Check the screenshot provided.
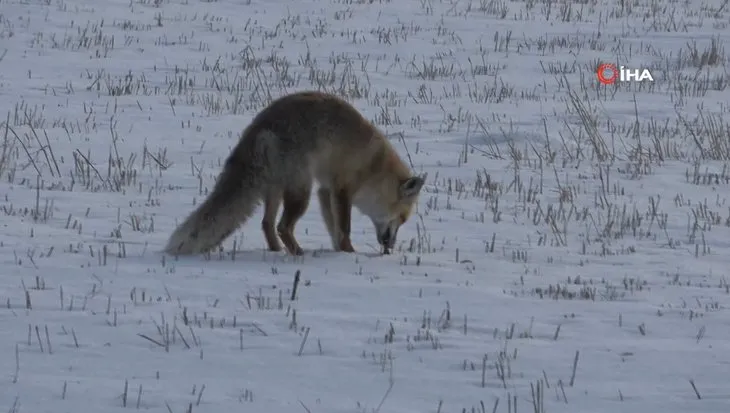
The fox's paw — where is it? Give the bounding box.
[338,238,355,253]
[279,238,303,256]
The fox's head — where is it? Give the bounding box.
[355,175,425,255]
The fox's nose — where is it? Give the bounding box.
[378,227,392,245]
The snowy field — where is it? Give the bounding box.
[1,0,730,412]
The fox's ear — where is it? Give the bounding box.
[400,176,425,198]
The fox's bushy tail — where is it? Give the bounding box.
[164,157,262,255]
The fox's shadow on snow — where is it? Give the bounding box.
[157,248,384,265]
[312,249,384,259]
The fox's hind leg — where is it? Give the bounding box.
[262,191,283,252]
[277,182,312,256]
[317,187,339,250]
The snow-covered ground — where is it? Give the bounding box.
[1,0,730,412]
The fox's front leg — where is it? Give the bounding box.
[331,188,355,253]
[317,188,339,251]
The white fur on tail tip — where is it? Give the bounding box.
[163,212,208,255]
[164,182,261,255]
[164,205,240,255]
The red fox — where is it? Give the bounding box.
[164,91,424,256]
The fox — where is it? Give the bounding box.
[164,90,425,257]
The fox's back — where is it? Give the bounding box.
[236,91,390,185]
[247,91,380,152]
